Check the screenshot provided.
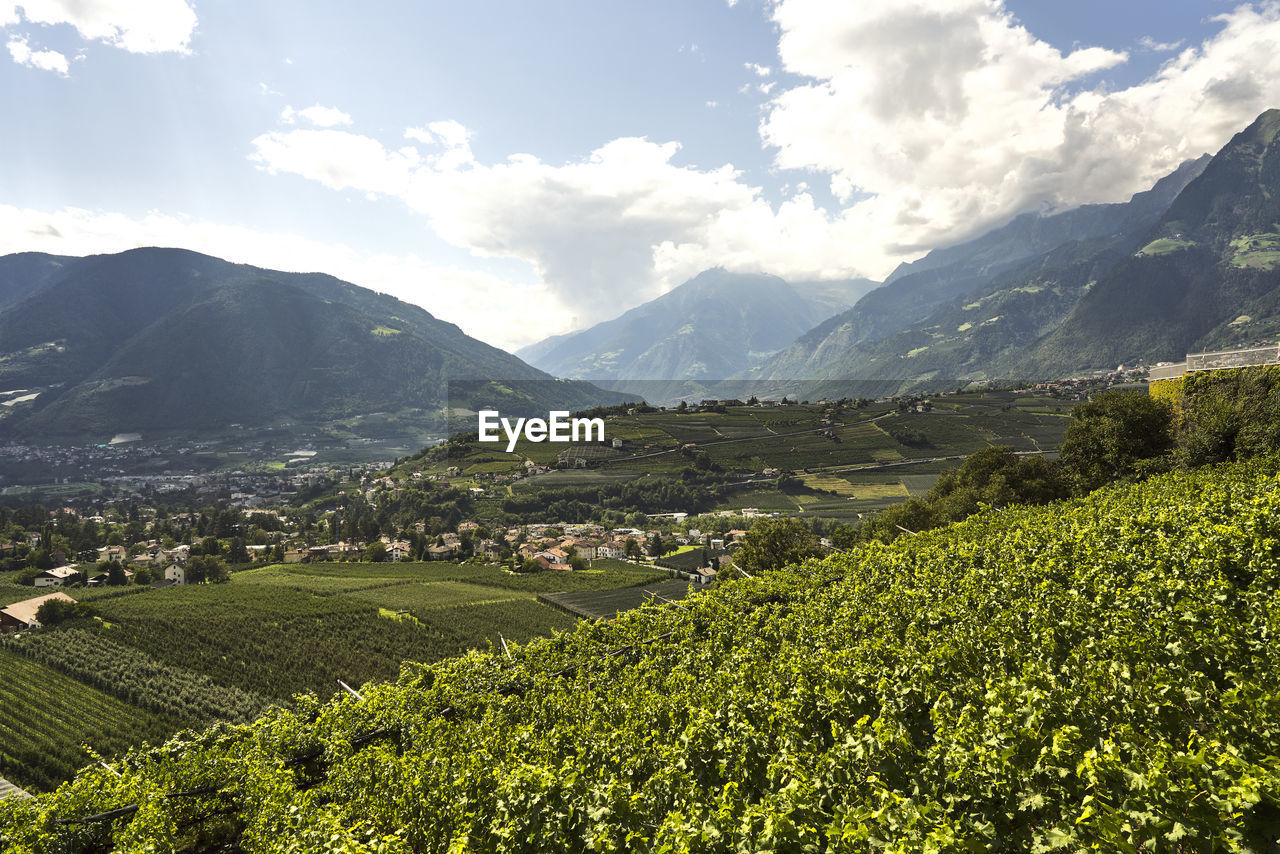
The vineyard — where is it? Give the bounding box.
[0,561,667,793]
[0,649,182,792]
[539,578,696,620]
[5,458,1280,851]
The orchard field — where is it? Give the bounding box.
[0,559,667,792]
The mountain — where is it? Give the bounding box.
[0,248,624,440]
[739,154,1213,395]
[1014,108,1280,373]
[515,269,875,401]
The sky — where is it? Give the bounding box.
[2,1,1280,352]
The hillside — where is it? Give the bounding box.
[517,269,874,402]
[0,248,623,440]
[739,154,1211,394]
[5,459,1279,850]
[1017,108,1280,372]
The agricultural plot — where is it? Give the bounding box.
[421,599,577,648]
[7,628,274,724]
[900,473,942,496]
[0,648,182,792]
[798,474,864,495]
[539,578,696,621]
[0,559,672,791]
[233,566,404,595]
[348,580,531,611]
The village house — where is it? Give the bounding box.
[34,565,80,587]
[163,563,186,585]
[87,567,134,586]
[0,592,75,633]
[597,540,626,559]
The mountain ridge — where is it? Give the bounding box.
[0,247,624,440]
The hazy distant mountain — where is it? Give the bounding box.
[516,269,874,400]
[0,248,623,440]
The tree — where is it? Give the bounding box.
[186,555,229,584]
[736,518,822,574]
[226,537,250,564]
[648,532,665,557]
[133,566,152,586]
[1057,391,1174,493]
[364,541,388,563]
[624,537,641,560]
[35,598,79,627]
[519,557,543,574]
[107,562,128,586]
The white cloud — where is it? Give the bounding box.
[8,0,196,53]
[745,62,771,76]
[250,129,421,195]
[759,0,1280,264]
[281,104,353,128]
[7,35,68,75]
[246,2,1280,337]
[1138,36,1184,53]
[0,204,558,349]
[249,125,819,326]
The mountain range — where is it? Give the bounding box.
[520,108,1280,402]
[514,270,873,401]
[6,110,1280,442]
[0,248,623,441]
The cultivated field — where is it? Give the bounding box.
[0,559,669,791]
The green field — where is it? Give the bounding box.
[14,460,1280,850]
[0,560,669,791]
[1137,236,1197,255]
[539,578,696,620]
[0,648,183,792]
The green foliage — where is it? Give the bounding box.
[6,628,273,725]
[1177,365,1280,466]
[735,516,821,573]
[32,597,78,626]
[6,460,1280,849]
[1057,390,1175,492]
[185,554,230,584]
[0,648,183,792]
[860,446,1068,542]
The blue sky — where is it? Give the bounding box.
[2,1,1278,350]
